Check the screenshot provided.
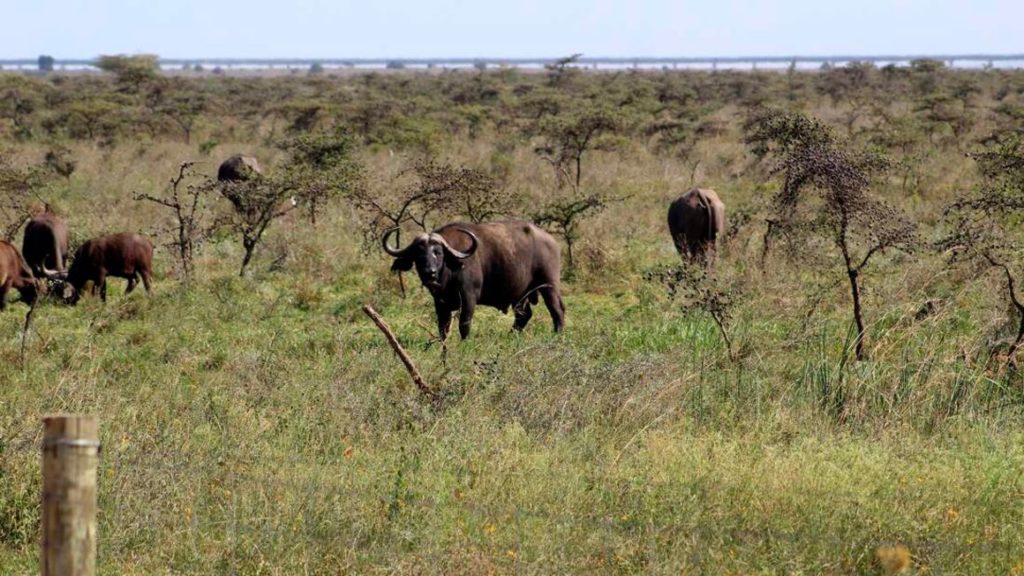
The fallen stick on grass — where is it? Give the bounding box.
[362,304,437,401]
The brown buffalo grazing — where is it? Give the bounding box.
[217,154,262,182]
[383,221,565,340]
[22,211,69,279]
[667,188,727,264]
[66,233,154,304]
[0,240,39,310]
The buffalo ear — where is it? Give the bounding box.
[391,258,413,272]
[443,252,468,269]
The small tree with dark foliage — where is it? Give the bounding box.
[532,105,619,190]
[745,108,918,360]
[646,262,739,361]
[96,54,160,93]
[352,160,504,243]
[133,162,219,285]
[37,55,55,73]
[43,145,75,182]
[940,131,1024,364]
[0,151,47,240]
[219,172,298,277]
[544,53,583,88]
[158,89,207,144]
[405,161,505,227]
[532,193,609,272]
[528,105,623,273]
[276,127,364,225]
[352,160,507,295]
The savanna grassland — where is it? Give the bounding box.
[2,59,1024,574]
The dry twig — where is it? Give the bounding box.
[362,304,437,401]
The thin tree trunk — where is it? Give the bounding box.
[760,219,775,272]
[847,269,866,361]
[239,240,256,277]
[838,209,866,361]
[711,310,735,361]
[1008,311,1024,365]
[999,263,1024,365]
[986,257,1024,366]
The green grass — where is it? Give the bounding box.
[2,68,1024,573]
[2,241,1023,573]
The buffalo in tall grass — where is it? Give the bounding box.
[667,188,727,265]
[21,210,69,280]
[383,221,565,339]
[0,240,38,309]
[66,233,154,303]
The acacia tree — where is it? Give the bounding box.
[0,152,48,240]
[816,62,882,136]
[352,160,503,242]
[527,105,623,272]
[404,161,504,227]
[645,262,739,361]
[745,108,918,360]
[532,193,609,271]
[96,54,160,93]
[219,173,298,277]
[276,127,364,225]
[351,160,506,294]
[133,162,219,284]
[544,53,583,88]
[44,145,76,182]
[158,90,208,144]
[0,78,40,139]
[940,131,1024,363]
[532,105,619,190]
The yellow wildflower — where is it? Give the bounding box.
[876,544,911,575]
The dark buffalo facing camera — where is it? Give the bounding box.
[0,240,39,310]
[383,220,565,340]
[66,233,154,304]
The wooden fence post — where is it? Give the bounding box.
[41,415,100,576]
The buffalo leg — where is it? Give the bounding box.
[700,238,718,267]
[125,276,137,294]
[98,274,108,302]
[0,282,8,310]
[435,301,453,341]
[673,234,686,255]
[513,303,533,331]
[541,287,565,333]
[458,300,475,340]
[141,270,153,293]
[687,240,702,262]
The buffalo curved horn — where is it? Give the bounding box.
[381,227,418,258]
[39,265,63,280]
[435,228,479,260]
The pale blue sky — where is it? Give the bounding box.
[1,0,1021,58]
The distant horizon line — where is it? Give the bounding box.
[4,53,1024,72]
[3,53,1024,64]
